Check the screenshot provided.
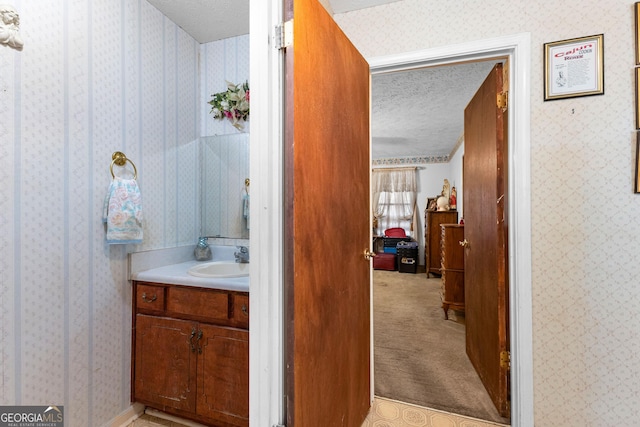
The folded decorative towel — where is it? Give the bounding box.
[102,177,143,244]
[243,193,250,230]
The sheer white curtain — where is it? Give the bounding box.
[372,168,417,236]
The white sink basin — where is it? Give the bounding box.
[188,261,249,278]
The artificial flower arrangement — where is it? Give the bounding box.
[208,80,250,130]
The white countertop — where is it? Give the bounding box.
[132,260,250,292]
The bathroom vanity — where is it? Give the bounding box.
[128,242,250,427]
[131,271,249,427]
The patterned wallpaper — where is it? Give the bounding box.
[3,0,638,425]
[0,1,247,426]
[335,1,640,425]
[372,156,450,165]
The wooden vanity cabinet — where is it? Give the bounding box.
[132,281,249,427]
[424,210,458,277]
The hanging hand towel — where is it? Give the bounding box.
[102,177,143,244]
[243,193,250,230]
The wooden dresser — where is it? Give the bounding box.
[440,224,465,319]
[424,209,458,277]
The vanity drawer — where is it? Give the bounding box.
[167,287,229,322]
[231,294,249,329]
[136,284,166,312]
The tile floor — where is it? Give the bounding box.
[128,397,509,427]
[127,412,203,427]
[362,397,509,427]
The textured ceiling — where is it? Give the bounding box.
[148,0,497,160]
[145,0,250,43]
[145,0,401,43]
[371,62,497,159]
[327,0,403,13]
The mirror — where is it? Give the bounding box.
[200,134,250,239]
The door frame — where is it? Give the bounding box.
[248,0,533,421]
[368,33,533,426]
[249,0,286,425]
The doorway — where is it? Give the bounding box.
[368,34,533,426]
[371,60,508,423]
[246,25,533,425]
[372,58,510,424]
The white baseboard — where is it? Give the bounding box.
[103,402,145,427]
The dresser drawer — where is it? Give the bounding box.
[167,286,229,322]
[136,284,166,312]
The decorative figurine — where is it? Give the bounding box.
[449,186,457,210]
[442,179,451,201]
[0,4,23,50]
[436,195,450,211]
[436,179,451,211]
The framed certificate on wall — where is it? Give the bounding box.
[544,34,604,101]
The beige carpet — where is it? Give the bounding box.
[373,269,510,425]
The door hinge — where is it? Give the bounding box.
[500,350,510,370]
[274,20,293,50]
[497,91,508,110]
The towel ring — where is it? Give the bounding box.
[110,151,138,179]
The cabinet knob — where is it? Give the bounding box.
[241,304,248,316]
[142,292,157,303]
[189,327,197,353]
[459,239,470,248]
[197,330,203,354]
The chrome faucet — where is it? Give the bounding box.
[234,246,250,263]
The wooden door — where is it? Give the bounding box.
[197,324,249,427]
[283,0,371,425]
[463,63,510,418]
[134,315,197,412]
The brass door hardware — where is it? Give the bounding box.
[363,249,376,260]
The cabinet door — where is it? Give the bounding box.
[134,314,197,412]
[196,324,249,427]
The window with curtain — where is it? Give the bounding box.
[372,168,417,236]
